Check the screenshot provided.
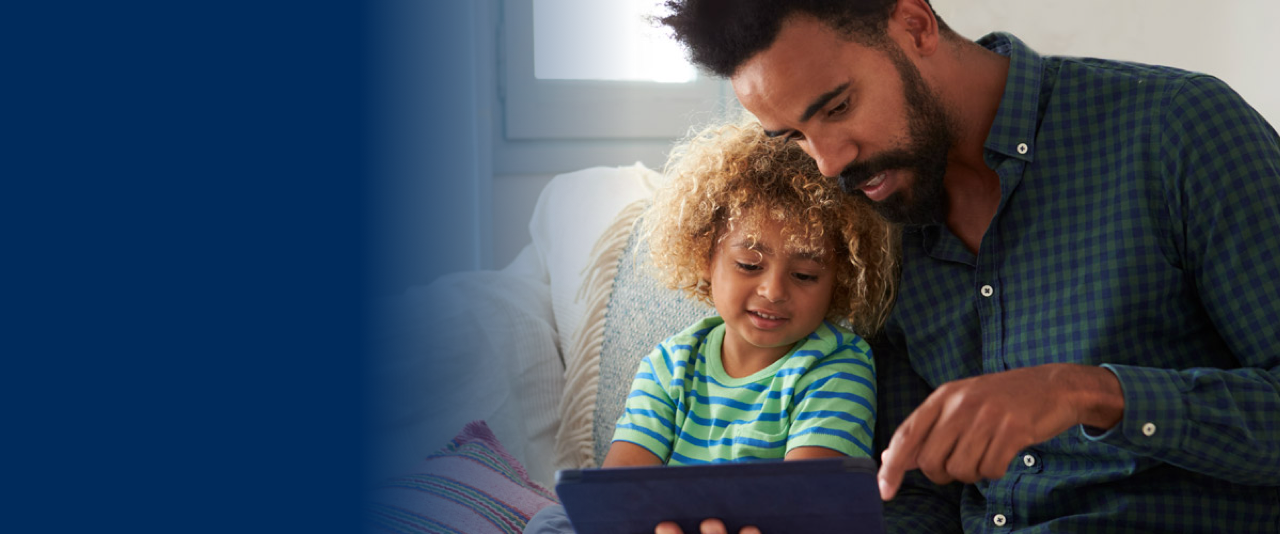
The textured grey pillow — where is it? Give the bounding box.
[590,220,710,465]
[553,207,709,469]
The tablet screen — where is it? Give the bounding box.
[555,457,884,534]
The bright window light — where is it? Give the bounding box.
[533,0,696,83]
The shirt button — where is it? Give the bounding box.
[1142,422,1157,437]
[1023,454,1036,467]
[1017,142,1028,155]
[993,513,1008,526]
[980,284,994,297]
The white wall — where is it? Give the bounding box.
[492,173,556,269]
[373,1,494,291]
[938,0,1280,125]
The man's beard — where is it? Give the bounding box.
[837,47,956,226]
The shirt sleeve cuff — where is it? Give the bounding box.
[1079,364,1185,455]
[786,429,869,458]
[609,433,669,463]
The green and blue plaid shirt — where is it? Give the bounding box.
[874,33,1280,532]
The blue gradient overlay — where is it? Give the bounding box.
[7,1,376,532]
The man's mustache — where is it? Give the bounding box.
[835,151,917,195]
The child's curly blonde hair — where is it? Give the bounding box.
[644,116,900,337]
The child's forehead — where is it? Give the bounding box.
[719,215,833,259]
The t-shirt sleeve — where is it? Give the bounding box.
[785,338,877,458]
[610,346,678,462]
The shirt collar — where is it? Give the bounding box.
[976,32,1043,164]
[909,33,1044,257]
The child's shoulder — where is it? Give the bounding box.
[645,313,727,371]
[786,323,876,387]
[664,315,724,345]
[798,321,873,360]
[646,315,723,362]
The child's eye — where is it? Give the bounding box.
[793,272,819,282]
[735,261,761,272]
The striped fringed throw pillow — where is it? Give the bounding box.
[368,420,558,534]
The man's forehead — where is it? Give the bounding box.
[730,18,866,126]
[733,68,848,133]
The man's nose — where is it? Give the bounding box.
[807,136,857,178]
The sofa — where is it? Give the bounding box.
[367,163,714,533]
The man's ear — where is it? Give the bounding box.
[890,0,940,57]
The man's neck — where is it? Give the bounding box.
[936,38,1011,254]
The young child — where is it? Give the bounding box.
[524,118,898,532]
[606,118,898,467]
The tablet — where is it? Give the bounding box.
[555,457,884,534]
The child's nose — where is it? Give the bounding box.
[758,273,789,303]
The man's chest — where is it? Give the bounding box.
[888,168,1220,387]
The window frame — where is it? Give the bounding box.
[500,0,725,140]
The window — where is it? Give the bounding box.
[532,0,695,83]
[502,0,727,139]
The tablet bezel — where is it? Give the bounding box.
[555,457,884,534]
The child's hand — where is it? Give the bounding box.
[654,519,761,534]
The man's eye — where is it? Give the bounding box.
[785,132,806,143]
[827,100,849,117]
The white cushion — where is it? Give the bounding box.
[527,163,660,356]
[369,268,562,487]
[369,164,659,488]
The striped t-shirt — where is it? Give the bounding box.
[611,316,876,464]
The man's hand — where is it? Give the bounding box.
[654,519,761,534]
[878,363,1124,500]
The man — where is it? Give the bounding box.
[656,0,1280,531]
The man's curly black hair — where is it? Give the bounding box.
[659,0,948,78]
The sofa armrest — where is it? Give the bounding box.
[369,268,562,487]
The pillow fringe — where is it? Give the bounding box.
[455,420,541,485]
[554,199,648,470]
